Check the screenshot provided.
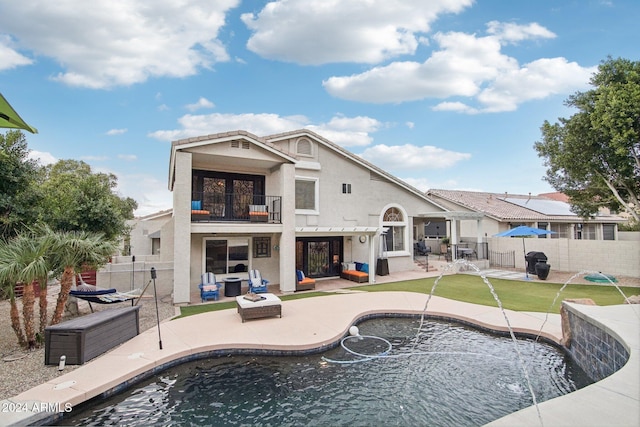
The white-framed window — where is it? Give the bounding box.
[295,176,319,214]
[381,204,409,256]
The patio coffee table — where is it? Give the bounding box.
[235,293,282,322]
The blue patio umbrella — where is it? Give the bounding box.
[494,225,555,277]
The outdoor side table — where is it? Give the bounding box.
[224,277,242,297]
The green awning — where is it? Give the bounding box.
[0,92,38,134]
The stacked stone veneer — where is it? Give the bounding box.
[561,301,629,381]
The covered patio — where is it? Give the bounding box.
[414,211,488,263]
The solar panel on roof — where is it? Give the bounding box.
[502,197,575,216]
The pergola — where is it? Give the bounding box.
[416,211,485,260]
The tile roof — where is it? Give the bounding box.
[426,189,624,222]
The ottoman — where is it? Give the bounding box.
[236,293,282,322]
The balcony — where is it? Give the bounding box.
[191,192,282,224]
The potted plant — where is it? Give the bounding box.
[440,237,450,255]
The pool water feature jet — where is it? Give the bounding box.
[411,258,545,427]
[535,270,640,340]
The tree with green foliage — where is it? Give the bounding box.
[48,228,118,325]
[39,159,138,240]
[0,226,117,346]
[534,57,640,223]
[0,230,52,348]
[0,130,42,239]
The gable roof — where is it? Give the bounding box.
[426,189,626,223]
[265,129,447,209]
[166,127,448,211]
[168,130,297,190]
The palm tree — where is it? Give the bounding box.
[0,233,50,348]
[48,229,117,325]
[0,276,26,348]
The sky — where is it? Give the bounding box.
[1,0,638,216]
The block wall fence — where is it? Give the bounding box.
[489,238,640,277]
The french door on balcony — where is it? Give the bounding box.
[192,171,265,220]
[296,237,343,278]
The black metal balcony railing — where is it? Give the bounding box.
[191,192,282,223]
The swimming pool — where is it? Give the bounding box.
[61,317,591,426]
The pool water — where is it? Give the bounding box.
[62,317,592,426]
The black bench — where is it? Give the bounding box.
[45,305,141,365]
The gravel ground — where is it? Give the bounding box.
[0,272,638,402]
[0,284,177,401]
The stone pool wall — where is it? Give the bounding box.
[561,301,630,381]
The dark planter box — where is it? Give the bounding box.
[45,305,141,365]
[535,262,551,280]
[376,258,389,276]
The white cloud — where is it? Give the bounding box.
[82,155,109,162]
[432,101,475,113]
[241,0,473,65]
[27,150,57,165]
[0,0,240,88]
[148,112,385,147]
[0,35,33,70]
[114,172,173,216]
[118,154,137,161]
[324,23,594,112]
[398,176,432,192]
[106,128,127,135]
[360,144,471,171]
[323,31,514,103]
[185,97,215,112]
[486,21,556,44]
[473,58,597,112]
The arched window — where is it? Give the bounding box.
[296,138,313,156]
[384,207,403,222]
[381,205,408,253]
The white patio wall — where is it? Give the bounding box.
[97,261,174,296]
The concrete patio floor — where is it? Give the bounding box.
[3,262,639,426]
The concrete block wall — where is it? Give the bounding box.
[490,238,640,277]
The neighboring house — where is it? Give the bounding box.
[162,129,450,303]
[125,209,173,258]
[426,189,627,241]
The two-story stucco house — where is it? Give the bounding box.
[162,129,448,303]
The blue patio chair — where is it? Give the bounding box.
[198,272,221,302]
[248,269,269,293]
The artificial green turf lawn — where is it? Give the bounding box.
[361,275,636,313]
[177,274,637,318]
[176,291,329,318]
